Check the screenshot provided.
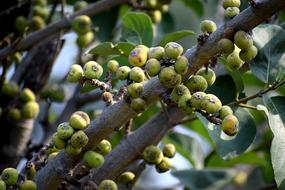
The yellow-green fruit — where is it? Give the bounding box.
[15,16,28,34]
[143,145,163,165]
[29,16,45,31]
[136,45,149,52]
[1,168,18,186]
[34,0,47,6]
[226,51,244,70]
[200,94,222,114]
[47,85,65,102]
[116,66,131,80]
[178,94,194,114]
[234,31,253,50]
[157,4,169,13]
[26,163,36,180]
[118,171,135,185]
[48,152,59,161]
[225,7,240,18]
[219,105,233,119]
[107,60,119,73]
[83,151,104,169]
[145,58,161,76]
[22,101,40,119]
[128,47,148,67]
[65,144,82,156]
[163,144,176,158]
[1,81,19,96]
[67,64,84,83]
[76,31,94,48]
[158,66,179,88]
[130,98,146,113]
[222,114,239,136]
[148,46,164,60]
[218,38,235,54]
[164,42,183,59]
[174,56,189,75]
[12,52,22,64]
[69,111,90,130]
[170,84,190,104]
[52,133,66,149]
[33,5,49,18]
[127,83,144,98]
[155,157,171,173]
[129,67,145,82]
[98,180,118,190]
[20,88,36,102]
[222,0,240,8]
[8,108,22,122]
[239,45,258,62]
[233,171,248,186]
[70,130,89,148]
[185,75,208,92]
[196,67,216,86]
[145,0,158,8]
[71,15,91,35]
[200,20,216,34]
[19,180,37,190]
[0,180,6,190]
[190,91,206,110]
[95,139,112,156]
[83,61,103,79]
[148,10,162,24]
[73,1,88,12]
[57,122,75,140]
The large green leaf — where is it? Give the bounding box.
[178,0,204,17]
[121,12,153,46]
[89,42,135,57]
[197,108,256,160]
[172,169,235,190]
[158,30,195,46]
[267,96,285,123]
[250,24,285,83]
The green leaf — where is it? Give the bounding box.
[172,169,235,190]
[267,96,285,123]
[178,0,204,17]
[250,24,285,83]
[89,42,135,57]
[197,108,256,160]
[226,69,244,93]
[121,12,153,46]
[158,30,195,46]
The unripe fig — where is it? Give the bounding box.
[127,83,144,98]
[74,1,88,12]
[129,67,145,82]
[47,84,65,102]
[170,84,190,103]
[1,168,18,186]
[69,111,90,130]
[219,105,233,119]
[19,180,37,190]
[48,152,59,161]
[185,75,208,92]
[190,91,206,110]
[118,171,135,185]
[145,58,161,77]
[12,52,22,64]
[65,144,82,156]
[200,94,222,114]
[200,20,216,34]
[0,180,6,190]
[95,139,112,156]
[226,51,244,70]
[130,98,146,113]
[70,130,89,148]
[116,66,131,80]
[164,42,183,59]
[157,4,169,13]
[8,108,22,122]
[83,151,104,169]
[178,94,194,114]
[57,122,75,140]
[174,56,189,75]
[33,5,49,18]
[29,16,45,31]
[148,10,162,24]
[222,114,239,136]
[76,31,94,48]
[15,16,28,34]
[159,66,180,88]
[239,45,258,62]
[22,101,40,119]
[71,15,91,35]
[20,88,36,102]
[34,0,47,6]
[136,45,149,52]
[52,133,66,149]
[26,163,36,180]
[148,46,164,60]
[145,0,158,8]
[1,81,19,96]
[163,144,176,158]
[128,47,148,67]
[225,7,240,18]
[83,61,103,79]
[98,180,118,190]
[234,31,253,50]
[107,60,119,73]
[155,157,171,173]
[222,0,240,8]
[218,38,235,54]
[233,171,248,186]
[196,67,216,86]
[67,64,83,83]
[143,145,163,165]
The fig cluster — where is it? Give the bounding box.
[222,0,241,18]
